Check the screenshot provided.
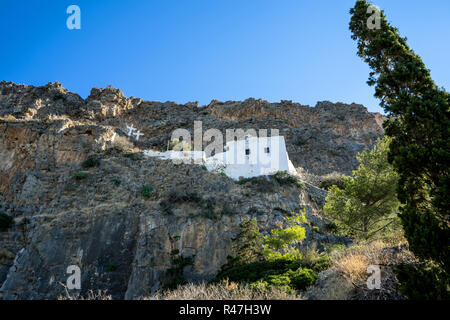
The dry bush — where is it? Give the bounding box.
[319,172,346,190]
[331,239,413,277]
[306,238,416,300]
[58,290,112,300]
[304,268,355,300]
[56,281,301,300]
[300,243,326,267]
[334,253,369,282]
[144,280,303,300]
[58,283,112,300]
[4,115,17,121]
[295,167,321,186]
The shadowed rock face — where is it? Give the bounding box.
[0,81,376,299]
[0,154,339,299]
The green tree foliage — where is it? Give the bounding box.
[215,213,326,292]
[323,137,400,239]
[81,155,100,168]
[349,0,449,297]
[165,254,195,290]
[221,218,263,271]
[262,212,307,261]
[140,185,154,198]
[395,262,450,300]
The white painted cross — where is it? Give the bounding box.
[125,124,144,141]
[126,124,136,137]
[134,130,144,141]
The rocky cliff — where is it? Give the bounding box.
[0,81,383,299]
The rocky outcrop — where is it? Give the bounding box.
[0,81,385,181]
[0,81,380,299]
[0,153,344,299]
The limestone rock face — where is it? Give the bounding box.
[0,81,377,299]
[0,155,336,299]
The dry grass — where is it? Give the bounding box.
[144,280,303,300]
[58,283,112,300]
[300,243,326,267]
[319,172,346,190]
[295,167,321,186]
[1,115,18,121]
[58,289,112,300]
[57,280,302,300]
[304,268,355,300]
[331,239,415,279]
[334,253,369,282]
[306,238,416,300]
[331,240,388,281]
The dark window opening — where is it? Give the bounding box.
[264,147,270,153]
[245,149,250,155]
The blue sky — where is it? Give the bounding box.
[1,1,449,113]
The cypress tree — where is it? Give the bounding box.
[349,0,449,296]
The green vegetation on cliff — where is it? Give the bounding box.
[214,213,330,293]
[323,137,400,240]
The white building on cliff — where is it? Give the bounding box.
[204,135,296,179]
[144,135,297,180]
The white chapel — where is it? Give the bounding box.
[144,135,297,180]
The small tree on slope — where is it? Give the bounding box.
[323,137,400,240]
